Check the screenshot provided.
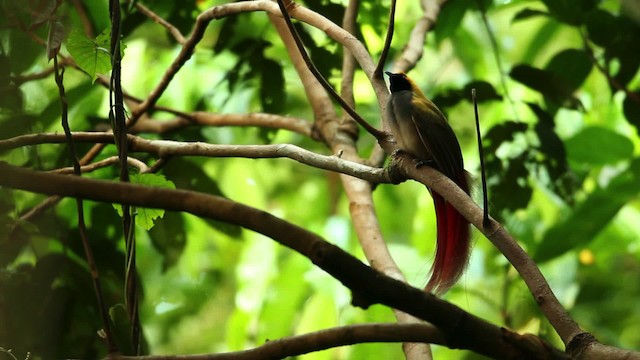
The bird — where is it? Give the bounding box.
[385,71,470,295]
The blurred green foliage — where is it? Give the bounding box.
[1,0,640,359]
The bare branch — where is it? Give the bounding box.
[392,0,446,73]
[50,156,150,174]
[276,0,384,140]
[391,152,584,345]
[0,132,387,183]
[114,323,443,360]
[0,162,570,360]
[375,0,397,77]
[130,112,313,137]
[133,1,186,44]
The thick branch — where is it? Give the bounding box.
[0,162,567,360]
[392,152,584,345]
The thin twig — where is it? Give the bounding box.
[115,323,444,360]
[50,156,150,174]
[375,0,397,77]
[132,1,186,44]
[392,0,446,73]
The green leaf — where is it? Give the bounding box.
[540,0,598,26]
[510,64,582,110]
[112,174,176,230]
[535,158,640,263]
[512,8,549,22]
[260,59,285,113]
[66,28,112,82]
[565,127,634,165]
[545,49,592,97]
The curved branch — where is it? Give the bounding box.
[50,156,150,175]
[391,152,584,345]
[132,1,186,44]
[129,0,389,126]
[392,0,446,73]
[276,0,384,140]
[115,323,443,360]
[0,162,567,360]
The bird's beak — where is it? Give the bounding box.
[384,71,394,77]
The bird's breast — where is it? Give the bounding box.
[386,91,432,160]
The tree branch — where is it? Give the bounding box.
[0,132,387,183]
[392,0,446,73]
[130,112,313,137]
[114,323,444,360]
[0,162,568,360]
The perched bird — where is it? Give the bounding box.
[385,71,470,295]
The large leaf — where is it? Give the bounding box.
[510,64,581,110]
[540,0,598,26]
[535,158,640,263]
[66,29,112,82]
[565,126,634,165]
[545,49,592,96]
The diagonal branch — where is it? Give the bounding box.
[0,161,569,360]
[275,0,385,140]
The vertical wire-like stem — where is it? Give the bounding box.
[53,56,118,353]
[110,0,140,353]
[471,89,489,227]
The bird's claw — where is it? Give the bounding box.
[413,158,434,168]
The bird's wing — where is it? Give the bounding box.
[410,97,465,181]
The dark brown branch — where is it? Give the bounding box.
[0,162,568,360]
[374,0,397,77]
[391,152,584,345]
[114,323,443,360]
[276,0,385,140]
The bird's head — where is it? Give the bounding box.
[385,71,412,93]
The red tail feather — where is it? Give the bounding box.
[425,176,470,295]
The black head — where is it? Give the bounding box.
[385,71,412,93]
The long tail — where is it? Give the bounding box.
[425,176,470,295]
